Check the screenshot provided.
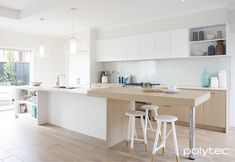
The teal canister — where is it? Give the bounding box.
[31,105,37,118]
[201,69,210,87]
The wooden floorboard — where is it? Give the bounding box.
[0,110,235,162]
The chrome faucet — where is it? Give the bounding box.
[56,74,66,88]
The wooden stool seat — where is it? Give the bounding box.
[156,115,178,122]
[125,111,145,117]
[141,105,159,110]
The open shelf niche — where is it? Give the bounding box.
[189,23,227,57]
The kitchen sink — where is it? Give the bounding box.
[55,86,79,89]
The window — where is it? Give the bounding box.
[0,48,33,85]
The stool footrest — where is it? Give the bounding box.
[154,143,165,153]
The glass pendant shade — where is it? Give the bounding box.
[65,36,78,55]
[65,8,79,55]
[38,18,48,58]
[38,42,49,58]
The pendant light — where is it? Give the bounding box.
[38,18,49,58]
[65,8,78,55]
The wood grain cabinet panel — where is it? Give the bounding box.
[203,91,226,128]
[158,104,173,116]
[152,90,226,132]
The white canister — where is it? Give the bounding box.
[101,76,108,84]
[218,70,227,88]
[210,77,219,88]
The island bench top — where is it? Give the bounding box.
[87,87,211,107]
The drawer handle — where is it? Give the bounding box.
[211,92,216,95]
[163,105,171,108]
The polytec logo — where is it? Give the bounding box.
[183,146,229,156]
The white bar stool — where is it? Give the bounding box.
[140,105,159,135]
[125,111,148,152]
[151,115,179,162]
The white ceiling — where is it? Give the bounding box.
[0,0,39,10]
[0,0,233,38]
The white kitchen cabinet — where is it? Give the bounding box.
[125,36,141,60]
[156,31,171,59]
[170,28,189,58]
[96,39,109,62]
[140,33,156,59]
[96,38,126,62]
[68,54,90,85]
[95,28,190,62]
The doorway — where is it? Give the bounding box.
[0,48,33,111]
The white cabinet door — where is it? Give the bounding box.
[140,33,156,59]
[125,36,141,60]
[156,31,171,59]
[170,28,189,58]
[96,39,110,62]
[96,38,126,62]
[68,54,90,86]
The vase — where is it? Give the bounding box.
[216,40,226,55]
[201,69,210,87]
[102,76,108,83]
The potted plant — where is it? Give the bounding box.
[101,70,114,83]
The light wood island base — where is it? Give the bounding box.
[106,99,135,147]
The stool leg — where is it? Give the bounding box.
[140,116,148,151]
[151,121,162,162]
[147,113,154,130]
[154,109,162,141]
[153,109,158,120]
[162,122,167,155]
[134,128,138,139]
[172,122,179,162]
[130,116,135,152]
[126,116,131,150]
[144,110,148,136]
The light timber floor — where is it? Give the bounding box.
[0,110,235,162]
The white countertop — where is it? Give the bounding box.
[159,85,228,91]
[15,83,228,96]
[15,85,90,95]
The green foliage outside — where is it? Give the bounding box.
[0,52,22,85]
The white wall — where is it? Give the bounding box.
[97,8,227,40]
[229,9,235,33]
[229,33,235,127]
[0,29,66,86]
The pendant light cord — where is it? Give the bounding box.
[40,18,44,43]
[71,8,76,37]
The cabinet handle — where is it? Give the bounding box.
[163,105,171,108]
[211,92,216,95]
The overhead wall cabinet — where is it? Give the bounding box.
[95,27,190,62]
[96,38,126,62]
[140,33,156,59]
[155,31,171,59]
[95,23,228,62]
[171,28,189,58]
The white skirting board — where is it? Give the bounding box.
[47,92,107,140]
[229,127,235,133]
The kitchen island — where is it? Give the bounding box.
[87,87,211,160]
[15,86,210,160]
